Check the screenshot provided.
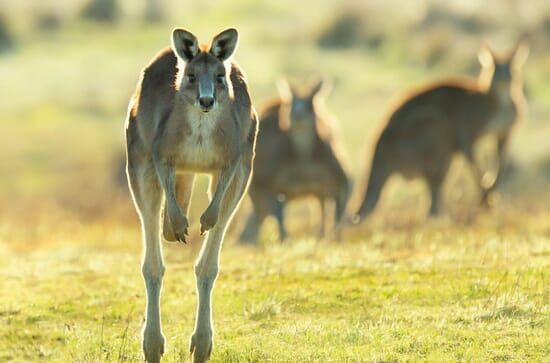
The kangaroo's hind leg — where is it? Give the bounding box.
[427,176,443,216]
[460,138,498,208]
[480,133,510,206]
[273,197,287,242]
[238,186,272,244]
[189,157,253,363]
[127,157,165,363]
[425,157,451,217]
[333,182,350,241]
[316,197,326,240]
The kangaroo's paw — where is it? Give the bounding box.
[142,327,165,363]
[168,210,189,243]
[189,329,213,363]
[162,209,178,242]
[200,206,218,235]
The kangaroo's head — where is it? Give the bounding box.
[478,41,529,96]
[278,78,329,131]
[172,28,239,113]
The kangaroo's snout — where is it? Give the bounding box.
[199,97,215,111]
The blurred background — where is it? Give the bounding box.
[1,1,549,361]
[1,0,549,242]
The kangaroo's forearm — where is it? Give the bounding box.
[210,156,241,208]
[154,159,179,214]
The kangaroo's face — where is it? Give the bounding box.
[478,42,529,96]
[172,28,239,113]
[492,62,512,85]
[290,95,316,129]
[281,80,326,131]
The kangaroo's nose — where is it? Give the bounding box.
[199,97,214,110]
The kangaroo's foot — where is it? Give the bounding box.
[200,205,218,235]
[189,328,213,363]
[142,325,165,363]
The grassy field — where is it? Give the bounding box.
[1,213,549,362]
[1,0,549,362]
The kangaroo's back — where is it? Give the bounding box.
[381,79,492,150]
[229,63,252,115]
[354,42,529,222]
[126,48,178,150]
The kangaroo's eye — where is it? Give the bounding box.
[187,74,196,83]
[216,74,225,84]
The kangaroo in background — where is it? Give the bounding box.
[125,28,257,363]
[239,78,351,244]
[353,42,529,222]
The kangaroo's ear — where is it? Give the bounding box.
[478,45,494,68]
[511,41,529,69]
[210,28,239,61]
[276,78,292,102]
[172,28,199,62]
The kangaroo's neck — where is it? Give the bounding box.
[478,73,522,109]
[480,82,525,136]
[487,86,514,107]
[289,122,318,160]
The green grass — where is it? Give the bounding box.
[1,213,549,362]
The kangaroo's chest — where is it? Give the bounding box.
[273,161,337,198]
[176,111,224,172]
[289,126,316,160]
[485,94,517,136]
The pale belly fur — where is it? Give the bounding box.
[175,108,224,173]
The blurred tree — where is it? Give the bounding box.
[417,5,488,34]
[317,8,382,50]
[317,11,362,48]
[0,14,14,53]
[144,0,164,23]
[81,0,119,23]
[35,12,62,32]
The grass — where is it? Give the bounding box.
[1,0,550,361]
[1,209,549,362]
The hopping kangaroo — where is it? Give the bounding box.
[239,79,351,243]
[125,28,257,363]
[354,42,529,222]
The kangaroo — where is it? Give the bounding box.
[353,42,529,222]
[125,28,257,363]
[239,79,351,243]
